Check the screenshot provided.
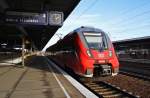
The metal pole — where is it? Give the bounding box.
[22,37,25,67]
[30,43,32,52]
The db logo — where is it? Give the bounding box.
[98,54,104,57]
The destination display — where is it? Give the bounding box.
[4,11,64,26]
[5,11,48,25]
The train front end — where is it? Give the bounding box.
[76,27,119,77]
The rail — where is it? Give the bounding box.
[119,70,150,81]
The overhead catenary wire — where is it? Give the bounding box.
[60,0,150,41]
[72,0,99,25]
[99,1,150,40]
[48,0,99,48]
[58,0,99,34]
[105,18,150,32]
[101,1,150,27]
[112,24,150,34]
[103,7,150,35]
[109,9,150,27]
[108,15,150,29]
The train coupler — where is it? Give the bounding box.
[94,64,111,76]
[101,65,111,75]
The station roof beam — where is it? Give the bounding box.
[0,0,80,50]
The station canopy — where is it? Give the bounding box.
[0,0,80,50]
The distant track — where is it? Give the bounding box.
[119,70,150,81]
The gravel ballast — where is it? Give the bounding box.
[98,74,150,98]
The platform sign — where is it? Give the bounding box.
[4,11,64,26]
[49,11,64,26]
[4,11,48,25]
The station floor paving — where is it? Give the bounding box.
[0,56,85,98]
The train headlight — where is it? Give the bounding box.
[87,50,92,57]
[109,50,113,57]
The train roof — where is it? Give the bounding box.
[73,26,105,33]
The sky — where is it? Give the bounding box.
[43,0,150,51]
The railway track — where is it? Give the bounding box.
[120,70,150,81]
[84,81,139,98]
[47,59,146,97]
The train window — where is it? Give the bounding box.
[83,33,107,50]
[105,34,112,48]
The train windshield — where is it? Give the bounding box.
[83,32,108,50]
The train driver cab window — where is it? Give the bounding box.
[83,32,108,50]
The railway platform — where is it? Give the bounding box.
[0,55,97,98]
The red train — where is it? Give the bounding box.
[47,26,119,77]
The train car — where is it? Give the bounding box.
[47,26,119,77]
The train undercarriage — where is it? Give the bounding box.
[93,64,112,76]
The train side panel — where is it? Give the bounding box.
[74,34,95,77]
